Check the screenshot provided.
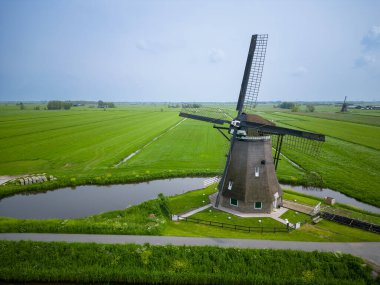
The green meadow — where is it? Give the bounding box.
[257,110,380,207]
[0,103,379,209]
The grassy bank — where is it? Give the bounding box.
[0,240,376,285]
[1,186,379,241]
[0,195,170,235]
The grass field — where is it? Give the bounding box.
[1,240,375,285]
[256,110,380,207]
[0,103,303,198]
[0,103,379,209]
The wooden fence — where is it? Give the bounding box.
[320,212,380,234]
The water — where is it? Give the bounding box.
[281,184,380,214]
[0,178,206,219]
[1,178,379,219]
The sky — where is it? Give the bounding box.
[0,0,379,102]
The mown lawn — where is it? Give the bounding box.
[0,105,180,176]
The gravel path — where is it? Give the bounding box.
[1,233,379,265]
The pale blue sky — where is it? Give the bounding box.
[0,0,379,102]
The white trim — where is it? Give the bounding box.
[228,181,233,190]
[230,198,238,207]
[254,201,262,209]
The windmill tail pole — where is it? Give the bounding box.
[215,130,236,207]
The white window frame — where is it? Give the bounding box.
[228,181,233,190]
[254,201,262,209]
[230,198,238,207]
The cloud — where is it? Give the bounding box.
[291,66,308,77]
[354,55,376,68]
[209,48,225,63]
[361,26,380,50]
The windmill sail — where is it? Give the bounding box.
[236,34,268,115]
[179,105,232,125]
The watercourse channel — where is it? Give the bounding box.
[0,178,379,219]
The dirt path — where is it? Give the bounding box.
[0,176,18,185]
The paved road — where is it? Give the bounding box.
[1,233,379,266]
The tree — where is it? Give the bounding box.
[97,100,115,108]
[291,105,300,112]
[47,101,63,110]
[19,102,25,110]
[63,102,72,110]
[97,100,104,108]
[306,105,315,112]
[278,102,295,109]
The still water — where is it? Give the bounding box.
[281,184,380,214]
[0,178,206,219]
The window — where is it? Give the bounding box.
[228,181,233,190]
[255,166,260,177]
[254,201,262,209]
[230,198,238,206]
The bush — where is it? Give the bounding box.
[306,105,315,112]
[47,101,72,110]
[47,100,63,110]
[291,105,300,112]
[277,102,295,109]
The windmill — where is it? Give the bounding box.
[340,96,348,112]
[180,35,325,213]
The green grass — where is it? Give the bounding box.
[283,190,323,206]
[0,240,375,285]
[191,208,285,228]
[263,111,380,150]
[168,184,218,214]
[0,103,379,218]
[256,111,380,207]
[291,111,380,126]
[280,210,310,225]
[0,105,181,175]
[163,187,380,242]
[0,187,379,241]
[0,105,229,198]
